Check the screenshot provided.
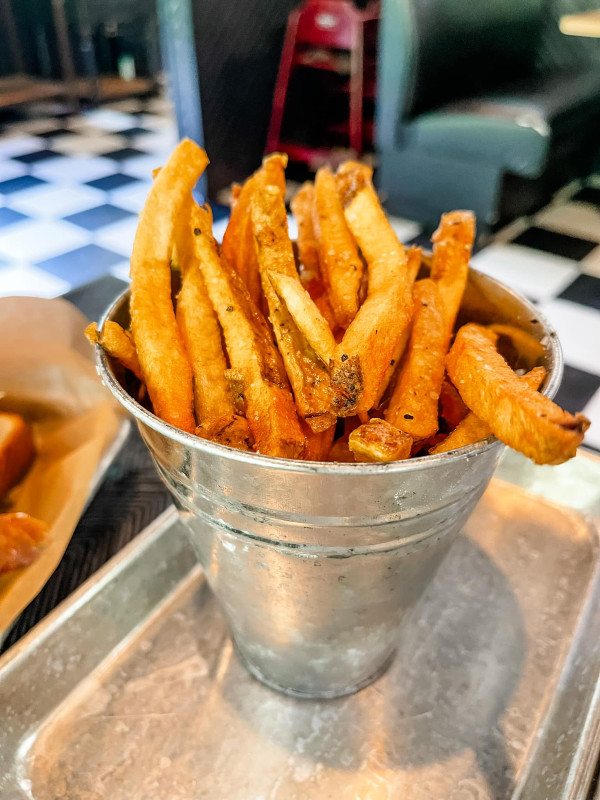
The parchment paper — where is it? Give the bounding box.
[0,296,122,633]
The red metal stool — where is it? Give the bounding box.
[267,0,379,166]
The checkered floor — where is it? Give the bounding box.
[0,95,598,451]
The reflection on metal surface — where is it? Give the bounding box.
[0,455,600,799]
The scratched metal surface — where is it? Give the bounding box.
[1,453,600,800]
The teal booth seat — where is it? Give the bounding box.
[376,0,600,232]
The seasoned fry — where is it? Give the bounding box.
[302,420,336,461]
[328,436,356,462]
[314,166,363,329]
[176,252,233,423]
[385,279,446,439]
[129,138,206,432]
[195,414,252,451]
[446,324,589,464]
[430,211,475,338]
[251,186,336,432]
[349,418,412,462]
[431,366,547,454]
[372,246,423,407]
[192,203,305,458]
[488,323,546,367]
[439,377,469,429]
[85,321,143,382]
[221,153,288,306]
[330,164,414,414]
[268,271,336,365]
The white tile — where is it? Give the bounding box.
[104,98,145,114]
[0,136,45,158]
[581,247,600,280]
[9,183,106,219]
[137,113,176,131]
[0,161,28,183]
[52,133,127,156]
[536,298,600,377]
[535,201,600,243]
[109,261,131,282]
[31,155,116,184]
[286,214,298,241]
[388,216,422,244]
[582,388,600,450]
[94,216,139,257]
[81,109,139,131]
[109,180,152,213]
[120,154,164,180]
[4,119,54,135]
[0,263,70,297]
[212,216,229,244]
[470,244,579,302]
[0,219,89,262]
[131,129,178,154]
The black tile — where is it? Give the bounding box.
[64,203,135,231]
[36,127,76,139]
[103,147,147,162]
[64,275,128,319]
[114,127,152,138]
[558,274,600,311]
[0,207,29,228]
[12,149,63,164]
[36,244,124,284]
[554,365,600,415]
[0,175,47,195]
[572,186,600,208]
[405,232,432,250]
[86,173,140,192]
[212,203,230,222]
[512,226,596,261]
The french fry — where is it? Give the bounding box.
[221,153,288,306]
[302,420,336,461]
[195,414,252,451]
[430,210,475,339]
[314,166,364,329]
[268,271,336,366]
[446,324,589,464]
[488,323,546,367]
[85,321,143,382]
[372,246,423,407]
[176,251,233,423]
[330,163,414,415]
[328,436,356,462]
[192,203,305,458]
[251,186,336,432]
[291,181,337,331]
[439,377,469,429]
[129,138,206,432]
[385,279,446,439]
[431,366,547,454]
[349,418,412,462]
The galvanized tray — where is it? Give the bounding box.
[1,451,600,800]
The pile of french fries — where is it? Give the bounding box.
[87,139,590,466]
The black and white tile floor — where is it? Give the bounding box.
[0,95,598,450]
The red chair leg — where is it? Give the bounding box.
[349,20,364,155]
[267,9,301,153]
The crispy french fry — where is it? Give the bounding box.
[176,250,233,423]
[328,436,356,462]
[129,139,206,432]
[195,414,252,451]
[385,279,446,439]
[251,186,336,432]
[439,377,469,429]
[349,418,412,462]
[431,366,547,454]
[314,166,363,329]
[192,203,305,458]
[372,246,423,407]
[488,323,546,366]
[221,153,288,306]
[268,271,336,366]
[330,164,414,415]
[302,419,336,461]
[430,211,475,338]
[446,324,589,464]
[85,321,143,382]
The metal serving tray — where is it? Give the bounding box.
[1,451,600,800]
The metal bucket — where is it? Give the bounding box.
[96,269,562,698]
